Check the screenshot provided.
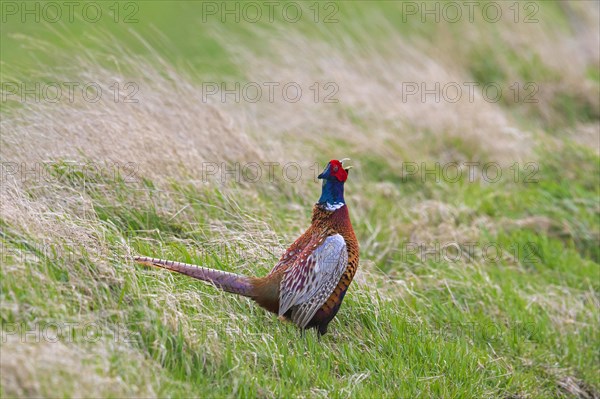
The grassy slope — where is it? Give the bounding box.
[1,1,599,398]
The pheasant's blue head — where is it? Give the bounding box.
[317,159,351,210]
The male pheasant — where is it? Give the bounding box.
[133,159,359,335]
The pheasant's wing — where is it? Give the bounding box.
[278,234,348,329]
[269,240,303,275]
[269,229,315,276]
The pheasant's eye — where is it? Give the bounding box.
[332,165,339,172]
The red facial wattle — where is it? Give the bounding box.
[329,160,348,182]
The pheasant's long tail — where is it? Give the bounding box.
[133,256,256,297]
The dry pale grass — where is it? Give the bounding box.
[0,335,161,398]
[210,1,599,161]
[216,24,534,166]
[1,62,262,186]
[526,286,599,331]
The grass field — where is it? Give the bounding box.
[1,1,599,398]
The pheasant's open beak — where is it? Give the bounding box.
[340,158,353,174]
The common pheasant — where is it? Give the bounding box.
[133,159,359,335]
